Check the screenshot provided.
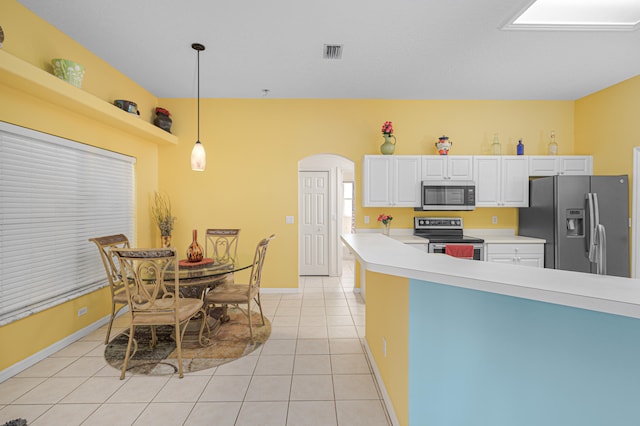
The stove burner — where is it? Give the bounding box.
[413,216,484,244]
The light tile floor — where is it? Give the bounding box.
[0,257,392,426]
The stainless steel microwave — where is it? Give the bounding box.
[420,180,476,211]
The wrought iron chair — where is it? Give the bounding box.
[112,248,204,379]
[88,234,130,344]
[205,229,240,261]
[204,234,275,342]
[204,228,240,286]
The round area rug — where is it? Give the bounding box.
[105,307,271,375]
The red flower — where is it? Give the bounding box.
[377,214,393,224]
[381,121,394,135]
[155,107,171,116]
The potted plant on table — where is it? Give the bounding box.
[152,192,176,247]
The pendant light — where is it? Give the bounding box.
[190,42,206,171]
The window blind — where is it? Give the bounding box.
[0,122,135,326]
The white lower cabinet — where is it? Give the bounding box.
[485,243,544,268]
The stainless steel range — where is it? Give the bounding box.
[414,217,485,260]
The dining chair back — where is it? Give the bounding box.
[88,234,130,344]
[204,234,275,342]
[205,229,241,263]
[204,229,241,287]
[112,248,204,379]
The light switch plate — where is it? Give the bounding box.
[364,216,370,224]
[285,216,294,224]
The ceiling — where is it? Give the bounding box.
[17,0,640,100]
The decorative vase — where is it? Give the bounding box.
[382,222,390,236]
[380,134,396,155]
[187,229,204,262]
[161,235,172,248]
[153,112,172,133]
[51,58,85,88]
[435,136,452,155]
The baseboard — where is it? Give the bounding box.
[363,339,400,426]
[0,314,112,383]
[260,288,300,294]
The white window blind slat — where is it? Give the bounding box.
[0,122,135,325]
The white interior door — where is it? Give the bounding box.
[299,171,330,275]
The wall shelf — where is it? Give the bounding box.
[0,50,178,145]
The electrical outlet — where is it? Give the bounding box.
[77,307,87,317]
[492,216,498,225]
[364,216,370,224]
[383,337,387,357]
[285,215,294,224]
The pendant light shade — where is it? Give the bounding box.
[191,43,206,171]
[191,141,206,171]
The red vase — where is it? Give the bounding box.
[187,229,204,262]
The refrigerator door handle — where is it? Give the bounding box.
[587,193,599,263]
[597,223,607,275]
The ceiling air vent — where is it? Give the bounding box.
[323,44,343,60]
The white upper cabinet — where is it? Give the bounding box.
[421,156,473,180]
[529,156,593,176]
[362,155,422,207]
[474,156,529,207]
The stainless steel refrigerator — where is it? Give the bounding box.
[518,175,629,277]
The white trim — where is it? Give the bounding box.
[632,147,640,278]
[298,154,355,278]
[363,339,400,426]
[260,288,300,294]
[0,314,111,383]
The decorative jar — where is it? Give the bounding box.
[435,136,452,155]
[153,107,173,133]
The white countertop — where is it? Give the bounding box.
[466,233,546,244]
[342,233,640,319]
[389,235,428,244]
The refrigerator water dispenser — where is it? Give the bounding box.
[566,209,584,237]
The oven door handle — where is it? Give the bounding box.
[429,243,449,250]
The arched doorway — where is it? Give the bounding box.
[298,154,355,276]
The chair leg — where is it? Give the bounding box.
[106,303,126,344]
[177,317,194,379]
[255,293,265,326]
[105,305,116,344]
[247,301,254,343]
[198,308,210,346]
[150,326,157,349]
[121,324,135,380]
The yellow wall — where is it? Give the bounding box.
[575,75,640,177]
[0,1,161,370]
[366,271,410,426]
[155,98,575,288]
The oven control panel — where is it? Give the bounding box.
[415,217,463,230]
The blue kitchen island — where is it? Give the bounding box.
[342,233,640,426]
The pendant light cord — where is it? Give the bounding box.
[197,47,200,142]
[192,42,205,143]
